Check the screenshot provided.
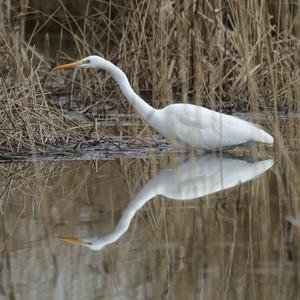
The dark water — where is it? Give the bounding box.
[0,117,299,299]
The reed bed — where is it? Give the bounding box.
[0,0,299,155]
[0,32,92,156]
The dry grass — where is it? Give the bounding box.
[0,0,299,155]
[0,31,92,156]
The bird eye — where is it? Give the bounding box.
[86,60,90,63]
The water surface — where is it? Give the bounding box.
[0,117,299,299]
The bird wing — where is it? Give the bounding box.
[174,104,247,129]
[169,104,257,147]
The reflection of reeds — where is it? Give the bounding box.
[0,139,298,298]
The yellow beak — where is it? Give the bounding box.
[55,236,87,245]
[54,60,82,70]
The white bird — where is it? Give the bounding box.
[56,153,273,251]
[55,56,274,151]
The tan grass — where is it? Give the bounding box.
[0,0,299,155]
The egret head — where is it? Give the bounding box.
[54,55,107,70]
[56,236,107,251]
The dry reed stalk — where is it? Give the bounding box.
[0,33,95,156]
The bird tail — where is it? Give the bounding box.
[254,128,274,144]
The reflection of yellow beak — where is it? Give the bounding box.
[55,236,87,245]
[54,60,82,69]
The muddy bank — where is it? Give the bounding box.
[0,137,172,162]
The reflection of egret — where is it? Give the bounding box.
[57,154,273,251]
[55,56,274,151]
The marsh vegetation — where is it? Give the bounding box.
[0,0,299,156]
[0,1,299,299]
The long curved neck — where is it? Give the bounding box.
[92,175,162,250]
[103,60,156,122]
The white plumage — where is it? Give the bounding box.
[56,153,274,250]
[55,55,274,151]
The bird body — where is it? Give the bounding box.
[153,104,273,150]
[55,55,274,150]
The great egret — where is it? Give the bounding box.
[56,154,273,251]
[55,56,274,150]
